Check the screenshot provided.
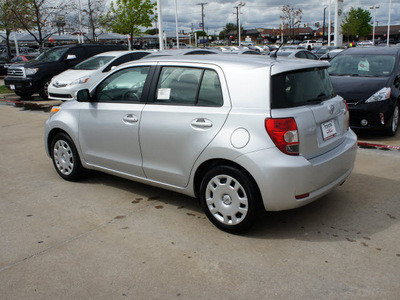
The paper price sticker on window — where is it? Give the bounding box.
[157,88,171,100]
[358,60,370,72]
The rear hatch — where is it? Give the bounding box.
[270,65,349,160]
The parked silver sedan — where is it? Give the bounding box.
[44,55,357,232]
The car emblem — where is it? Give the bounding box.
[54,81,59,87]
[328,105,335,114]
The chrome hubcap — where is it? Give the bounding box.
[205,175,248,225]
[53,140,74,175]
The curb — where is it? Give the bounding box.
[358,142,400,152]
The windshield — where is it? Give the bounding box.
[35,47,68,62]
[271,67,335,109]
[328,54,395,77]
[72,55,115,70]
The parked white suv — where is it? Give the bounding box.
[299,40,320,50]
[45,55,357,232]
[48,51,151,101]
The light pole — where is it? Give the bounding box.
[156,0,164,50]
[174,0,179,48]
[237,2,245,46]
[387,0,392,46]
[370,5,379,45]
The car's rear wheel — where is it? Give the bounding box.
[39,77,51,100]
[386,105,399,136]
[199,165,260,233]
[51,133,85,181]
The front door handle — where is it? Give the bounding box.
[123,114,138,124]
[191,118,213,129]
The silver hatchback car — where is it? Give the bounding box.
[45,55,357,232]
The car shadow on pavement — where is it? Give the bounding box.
[249,173,399,244]
[73,169,399,244]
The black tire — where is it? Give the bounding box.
[386,105,399,136]
[15,90,33,100]
[199,165,260,233]
[51,133,85,181]
[39,77,51,100]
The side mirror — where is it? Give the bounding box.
[75,89,90,102]
[66,54,77,60]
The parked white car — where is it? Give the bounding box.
[48,51,151,101]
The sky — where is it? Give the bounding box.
[145,0,400,34]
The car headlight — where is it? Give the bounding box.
[365,87,391,103]
[25,68,38,76]
[69,76,90,86]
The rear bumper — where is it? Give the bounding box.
[235,129,358,211]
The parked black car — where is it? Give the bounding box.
[328,47,400,135]
[4,44,127,99]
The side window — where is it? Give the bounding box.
[67,47,85,59]
[95,67,150,103]
[295,51,307,59]
[155,67,223,106]
[155,67,202,105]
[198,70,223,106]
[103,54,132,72]
[85,46,104,57]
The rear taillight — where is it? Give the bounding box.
[265,117,299,156]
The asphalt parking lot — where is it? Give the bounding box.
[1,96,400,299]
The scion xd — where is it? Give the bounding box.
[45,55,357,232]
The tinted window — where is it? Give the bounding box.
[154,67,223,106]
[73,55,115,70]
[35,47,68,62]
[271,67,335,109]
[95,67,150,102]
[295,51,307,59]
[67,47,85,59]
[85,46,104,57]
[328,54,396,77]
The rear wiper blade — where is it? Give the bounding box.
[307,93,327,104]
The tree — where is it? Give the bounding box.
[219,23,243,40]
[101,0,156,48]
[0,0,25,60]
[280,5,302,39]
[11,0,71,52]
[341,7,372,42]
[78,0,107,42]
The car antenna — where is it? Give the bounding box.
[270,42,284,58]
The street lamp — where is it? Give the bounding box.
[237,2,245,46]
[370,4,379,45]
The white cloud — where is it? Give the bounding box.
[107,0,400,33]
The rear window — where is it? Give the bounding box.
[271,67,335,109]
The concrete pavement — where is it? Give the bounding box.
[0,103,399,299]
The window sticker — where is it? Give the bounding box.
[157,88,171,100]
[358,59,369,72]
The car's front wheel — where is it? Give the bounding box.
[39,77,51,100]
[51,133,85,181]
[199,165,260,233]
[386,104,399,136]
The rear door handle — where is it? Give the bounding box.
[191,118,213,128]
[123,114,138,124]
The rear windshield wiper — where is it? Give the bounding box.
[307,93,327,104]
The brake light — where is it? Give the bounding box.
[265,117,299,155]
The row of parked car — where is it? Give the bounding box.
[4,43,399,232]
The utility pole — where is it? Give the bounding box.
[234,6,239,44]
[197,3,207,47]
